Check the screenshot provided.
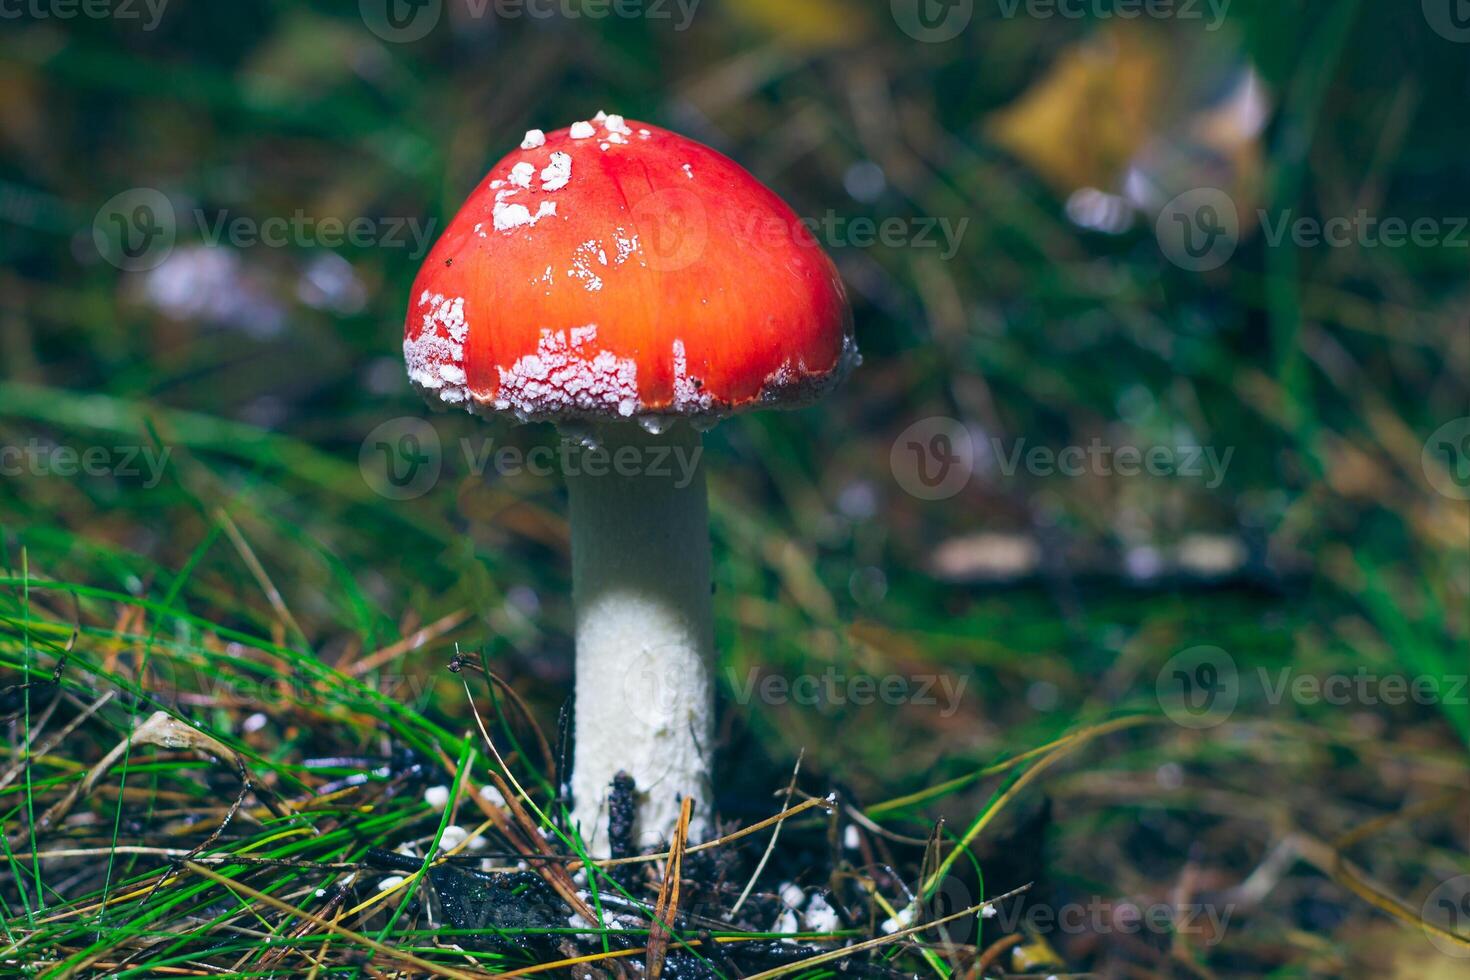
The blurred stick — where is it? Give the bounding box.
[182,861,490,980]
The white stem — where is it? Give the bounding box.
[566,422,713,855]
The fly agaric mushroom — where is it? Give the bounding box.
[403,113,855,854]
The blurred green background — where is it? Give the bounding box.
[1,0,1467,975]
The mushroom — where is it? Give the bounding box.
[403,115,855,854]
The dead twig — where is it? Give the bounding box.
[647,796,693,980]
[731,751,802,916]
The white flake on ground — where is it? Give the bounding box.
[569,121,596,139]
[494,325,639,417]
[804,894,841,932]
[404,292,470,405]
[540,152,572,191]
[508,161,536,188]
[880,903,915,935]
[521,129,546,149]
[671,340,712,412]
[424,785,451,810]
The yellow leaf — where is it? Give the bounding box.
[987,24,1167,194]
[726,0,872,49]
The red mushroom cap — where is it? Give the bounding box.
[404,115,855,425]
